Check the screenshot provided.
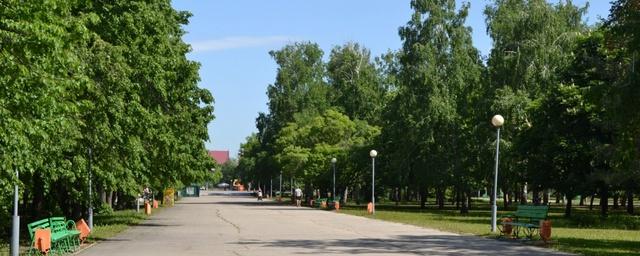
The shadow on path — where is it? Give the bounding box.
[236,235,566,255]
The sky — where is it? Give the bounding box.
[170,0,612,158]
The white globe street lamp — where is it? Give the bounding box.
[331,158,337,200]
[369,150,378,214]
[491,115,504,233]
[11,169,19,256]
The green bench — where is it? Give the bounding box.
[27,217,81,255]
[327,196,341,209]
[313,198,328,208]
[499,204,549,239]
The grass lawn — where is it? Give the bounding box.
[88,209,154,242]
[0,208,157,255]
[338,202,640,256]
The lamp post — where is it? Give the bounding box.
[331,157,337,199]
[369,150,377,214]
[88,147,93,230]
[11,169,19,256]
[279,172,282,198]
[491,114,504,232]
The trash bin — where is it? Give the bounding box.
[181,185,200,197]
[144,202,152,215]
[501,217,513,237]
[540,220,552,242]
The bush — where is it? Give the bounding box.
[96,203,114,215]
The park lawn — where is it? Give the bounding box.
[339,203,640,256]
[0,208,157,255]
[88,209,154,242]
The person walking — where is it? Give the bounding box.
[257,189,263,201]
[294,187,302,207]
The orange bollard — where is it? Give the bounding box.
[153,200,159,209]
[540,220,552,242]
[76,219,91,243]
[33,228,51,255]
[367,202,373,214]
[335,202,340,211]
[145,202,152,215]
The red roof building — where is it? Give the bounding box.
[208,150,230,165]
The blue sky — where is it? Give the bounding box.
[170,0,612,158]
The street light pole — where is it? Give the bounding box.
[279,172,282,197]
[491,115,504,232]
[11,169,19,256]
[331,158,337,198]
[369,150,377,214]
[88,147,93,230]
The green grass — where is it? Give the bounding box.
[338,202,640,256]
[0,208,157,255]
[89,209,152,242]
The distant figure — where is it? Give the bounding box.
[143,186,151,203]
[257,189,263,201]
[294,187,302,207]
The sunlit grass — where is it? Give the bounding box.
[338,202,640,256]
[89,209,151,242]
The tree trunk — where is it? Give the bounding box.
[460,190,469,214]
[600,184,609,217]
[113,191,120,209]
[589,194,595,210]
[419,188,426,209]
[579,195,585,206]
[564,192,573,217]
[394,187,399,206]
[532,188,541,205]
[437,188,445,210]
[613,193,619,209]
[543,189,549,205]
[507,191,513,206]
[106,190,114,207]
[99,185,106,204]
[31,173,45,218]
[503,189,509,209]
[455,188,460,210]
[556,192,561,204]
[626,190,634,214]
[344,187,349,205]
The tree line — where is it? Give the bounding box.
[0,0,216,235]
[237,0,639,218]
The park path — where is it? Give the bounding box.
[79,191,571,256]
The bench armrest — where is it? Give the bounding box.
[66,220,77,230]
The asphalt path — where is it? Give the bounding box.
[79,191,571,255]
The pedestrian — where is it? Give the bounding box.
[294,187,302,207]
[257,189,263,201]
[143,186,151,204]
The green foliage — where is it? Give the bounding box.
[327,43,386,124]
[0,0,214,233]
[96,203,114,215]
[274,109,380,187]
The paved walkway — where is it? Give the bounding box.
[79,191,570,256]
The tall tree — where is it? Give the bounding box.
[603,0,640,214]
[327,43,386,124]
[383,0,483,212]
[485,0,587,205]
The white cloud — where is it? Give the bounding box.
[189,36,297,52]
